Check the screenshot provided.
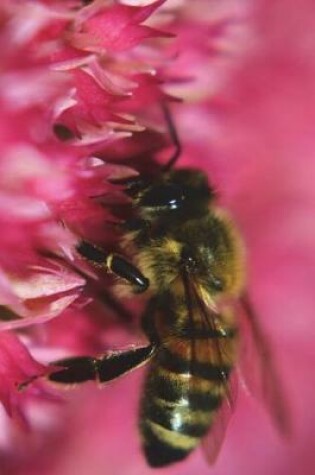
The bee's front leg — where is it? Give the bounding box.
[48,344,156,385]
[77,241,149,293]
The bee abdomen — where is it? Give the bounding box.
[141,418,200,467]
[159,347,231,381]
[140,347,230,467]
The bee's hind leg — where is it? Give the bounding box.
[48,344,155,385]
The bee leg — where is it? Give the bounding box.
[48,344,156,384]
[161,103,182,172]
[77,241,149,293]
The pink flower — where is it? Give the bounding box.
[0,332,49,427]
[0,0,314,474]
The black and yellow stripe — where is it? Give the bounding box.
[139,333,234,467]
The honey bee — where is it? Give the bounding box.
[37,106,289,467]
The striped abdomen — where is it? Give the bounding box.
[139,329,237,467]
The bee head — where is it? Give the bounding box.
[135,168,215,219]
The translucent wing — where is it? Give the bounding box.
[201,370,238,465]
[181,272,238,464]
[237,294,292,436]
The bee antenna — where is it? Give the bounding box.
[161,103,182,173]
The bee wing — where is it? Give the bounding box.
[182,274,238,464]
[237,294,292,436]
[197,299,238,464]
[201,370,238,465]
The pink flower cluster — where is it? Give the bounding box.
[0,0,315,474]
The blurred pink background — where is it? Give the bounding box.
[0,1,315,474]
